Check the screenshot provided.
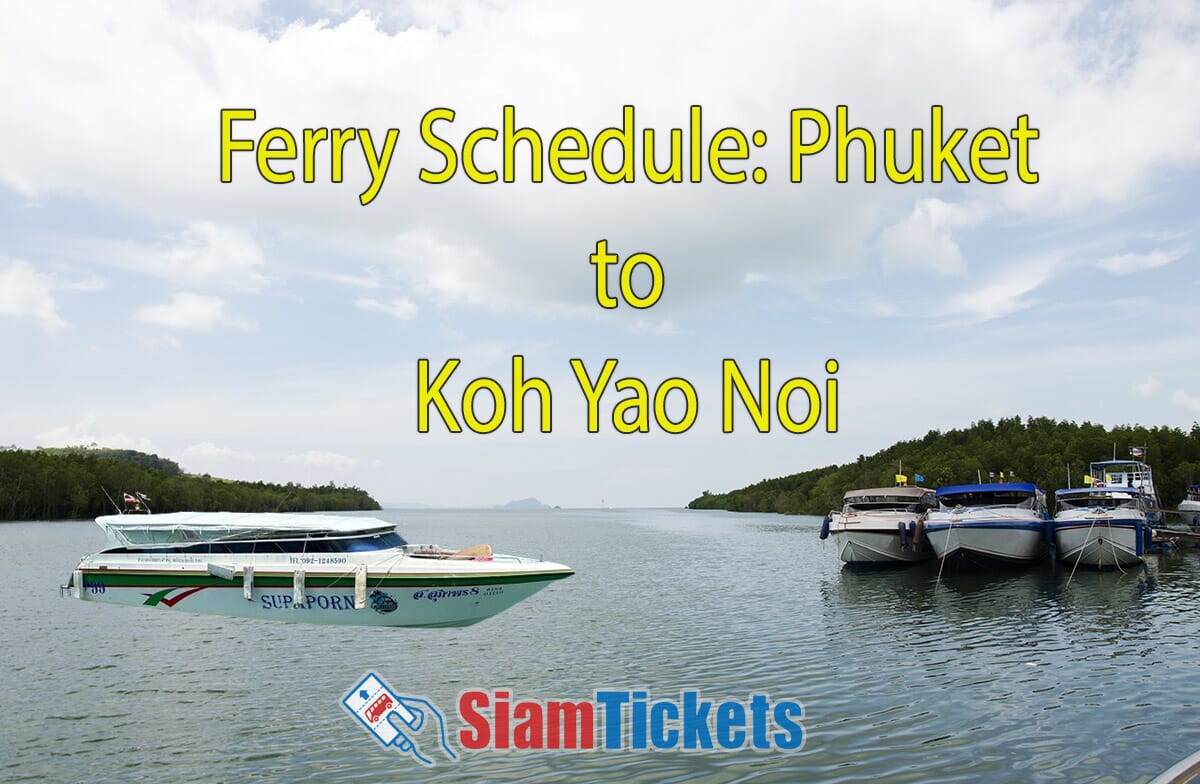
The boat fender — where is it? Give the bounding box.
[819,515,831,540]
[914,518,924,546]
[897,521,909,547]
[907,520,917,542]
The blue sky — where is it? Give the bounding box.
[1,1,1198,507]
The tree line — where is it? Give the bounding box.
[687,417,1200,516]
[0,448,381,520]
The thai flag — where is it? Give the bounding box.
[1132,447,1144,457]
[123,493,138,503]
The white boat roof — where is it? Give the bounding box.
[844,486,930,499]
[97,512,395,547]
[99,511,391,531]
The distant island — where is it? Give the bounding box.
[688,417,1200,516]
[498,497,551,510]
[0,446,380,521]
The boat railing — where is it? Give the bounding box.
[938,503,1040,512]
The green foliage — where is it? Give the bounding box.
[687,416,1200,515]
[0,449,381,520]
[34,446,184,475]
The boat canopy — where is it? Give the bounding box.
[936,482,1042,510]
[96,512,397,548]
[937,482,1039,496]
[844,486,930,500]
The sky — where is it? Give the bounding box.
[1,0,1198,508]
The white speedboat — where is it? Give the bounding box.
[63,512,573,627]
[820,486,936,563]
[1052,487,1151,568]
[924,483,1050,568]
[1179,484,1200,530]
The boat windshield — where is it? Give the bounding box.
[104,523,397,548]
[939,490,1035,509]
[845,494,935,512]
[1057,494,1141,511]
[103,531,408,555]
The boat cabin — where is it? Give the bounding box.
[1088,460,1155,492]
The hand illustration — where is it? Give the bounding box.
[390,695,459,765]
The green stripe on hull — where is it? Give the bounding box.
[78,568,573,589]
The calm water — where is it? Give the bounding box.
[3,508,1200,783]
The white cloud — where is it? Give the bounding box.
[181,441,257,464]
[1,3,1196,313]
[0,258,67,332]
[1097,247,1186,275]
[1174,389,1200,413]
[878,199,987,276]
[134,292,257,331]
[284,450,360,471]
[944,258,1055,323]
[36,415,154,451]
[1134,376,1161,397]
[104,221,268,292]
[355,295,418,320]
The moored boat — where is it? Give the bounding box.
[924,482,1050,568]
[820,485,936,563]
[1051,486,1151,568]
[62,512,573,627]
[1179,484,1200,530]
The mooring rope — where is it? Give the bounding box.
[1065,516,1099,588]
[1103,520,1128,575]
[935,517,955,588]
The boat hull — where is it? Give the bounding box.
[831,512,931,563]
[1053,513,1146,568]
[924,511,1048,568]
[68,563,572,628]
